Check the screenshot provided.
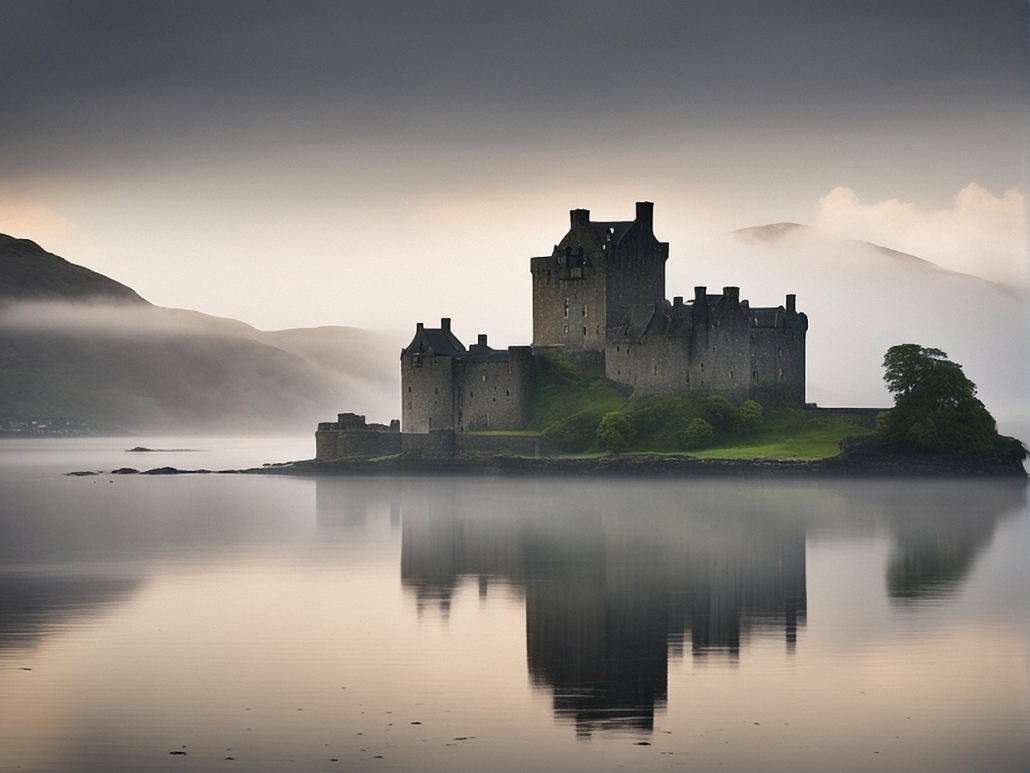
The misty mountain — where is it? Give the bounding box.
[0,235,399,433]
[711,223,1028,439]
[0,234,147,304]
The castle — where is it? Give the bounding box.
[317,202,808,459]
[401,201,806,433]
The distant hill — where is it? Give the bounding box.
[732,222,1021,295]
[0,234,399,434]
[716,222,1028,440]
[0,234,148,304]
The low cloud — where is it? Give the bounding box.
[816,184,1027,287]
[0,189,96,259]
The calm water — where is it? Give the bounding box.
[0,438,1027,772]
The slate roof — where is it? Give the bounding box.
[424,328,465,354]
[589,220,634,246]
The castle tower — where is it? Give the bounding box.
[529,202,669,359]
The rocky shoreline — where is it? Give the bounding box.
[65,437,1027,479]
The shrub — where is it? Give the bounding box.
[905,417,938,449]
[702,395,739,434]
[739,400,764,433]
[597,411,636,453]
[543,410,605,453]
[681,418,715,449]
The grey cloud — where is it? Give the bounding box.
[0,1,1024,173]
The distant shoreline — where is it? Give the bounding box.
[265,448,1027,478]
[67,443,1026,479]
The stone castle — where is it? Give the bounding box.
[401,201,806,431]
[317,202,808,459]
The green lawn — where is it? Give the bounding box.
[526,357,874,460]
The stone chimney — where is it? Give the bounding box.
[570,208,590,227]
[477,334,488,347]
[694,286,707,304]
[635,201,654,231]
[441,317,451,331]
[786,294,796,314]
[723,286,740,303]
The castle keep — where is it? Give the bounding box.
[317,202,808,458]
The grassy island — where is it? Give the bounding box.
[525,356,873,460]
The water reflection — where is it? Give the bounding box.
[0,572,142,652]
[315,476,1024,739]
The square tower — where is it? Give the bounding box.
[530,202,669,354]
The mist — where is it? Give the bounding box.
[676,226,1028,440]
[0,299,402,433]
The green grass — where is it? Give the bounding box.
[527,357,873,459]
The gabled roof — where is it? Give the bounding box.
[421,328,465,355]
[405,323,466,356]
[589,220,634,246]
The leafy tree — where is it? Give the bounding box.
[739,400,764,433]
[702,395,738,434]
[597,411,636,453]
[681,418,715,449]
[878,344,1002,451]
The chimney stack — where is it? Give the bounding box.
[694,286,707,304]
[570,208,590,227]
[786,294,796,314]
[477,334,488,347]
[635,201,654,231]
[723,286,740,303]
[441,317,451,331]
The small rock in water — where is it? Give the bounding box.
[169,750,187,755]
[635,741,651,746]
[111,468,139,475]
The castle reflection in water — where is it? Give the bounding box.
[318,477,816,736]
[314,476,1018,738]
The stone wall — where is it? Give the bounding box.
[315,427,402,461]
[454,346,535,431]
[401,350,456,433]
[750,327,806,403]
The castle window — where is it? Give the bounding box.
[570,267,582,278]
[582,326,587,337]
[434,387,438,394]
[616,346,620,353]
[653,364,658,375]
[564,298,570,318]
[563,325,569,335]
[413,352,423,366]
[730,370,734,379]
[408,386,412,393]
[778,347,783,357]
[482,374,486,381]
[505,389,510,398]
[700,362,705,372]
[582,303,587,317]
[778,368,785,381]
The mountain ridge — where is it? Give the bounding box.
[0,234,397,432]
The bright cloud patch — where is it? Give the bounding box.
[0,190,94,259]
[816,184,1028,287]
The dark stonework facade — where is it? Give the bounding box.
[317,202,808,459]
[401,321,535,433]
[402,201,806,433]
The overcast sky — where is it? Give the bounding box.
[0,0,1026,337]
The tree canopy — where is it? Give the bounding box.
[877,344,1005,451]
